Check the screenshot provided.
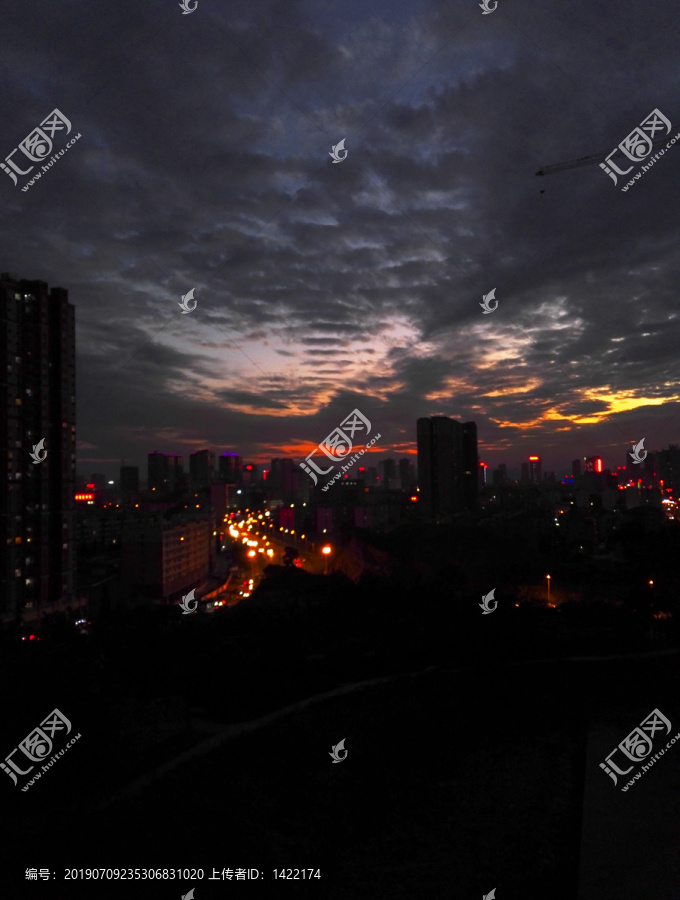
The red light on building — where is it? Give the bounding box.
[245,465,252,470]
[596,458,602,472]
[74,493,94,501]
[528,456,539,461]
[86,483,95,488]
[410,495,418,501]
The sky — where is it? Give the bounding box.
[2,0,679,480]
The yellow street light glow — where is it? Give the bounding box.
[322,546,331,555]
[247,550,256,557]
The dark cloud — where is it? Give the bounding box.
[1,0,679,476]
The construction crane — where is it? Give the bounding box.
[535,135,669,176]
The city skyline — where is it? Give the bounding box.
[2,0,679,481]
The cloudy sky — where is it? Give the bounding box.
[3,0,679,479]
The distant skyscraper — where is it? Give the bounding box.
[218,452,240,484]
[380,458,397,489]
[584,456,603,474]
[190,448,214,489]
[528,455,542,484]
[147,451,184,494]
[398,457,416,492]
[461,422,479,510]
[241,463,258,487]
[167,455,184,492]
[659,444,680,499]
[268,458,297,499]
[148,451,166,493]
[0,274,76,623]
[417,416,475,519]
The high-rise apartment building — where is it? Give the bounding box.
[189,448,214,489]
[528,455,542,484]
[0,274,76,624]
[380,458,397,489]
[417,416,477,520]
[461,422,479,510]
[121,513,210,604]
[398,457,416,493]
[218,452,240,484]
[147,451,184,495]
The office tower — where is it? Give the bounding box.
[120,465,139,495]
[398,457,416,492]
[478,461,487,488]
[218,452,240,484]
[190,448,214,489]
[417,416,467,520]
[461,422,479,510]
[528,455,542,484]
[521,462,529,484]
[572,459,581,478]
[0,274,76,624]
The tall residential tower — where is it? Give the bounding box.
[0,274,76,624]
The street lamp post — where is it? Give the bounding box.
[546,574,551,603]
[322,545,331,575]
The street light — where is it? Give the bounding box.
[322,545,331,575]
[546,574,551,603]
